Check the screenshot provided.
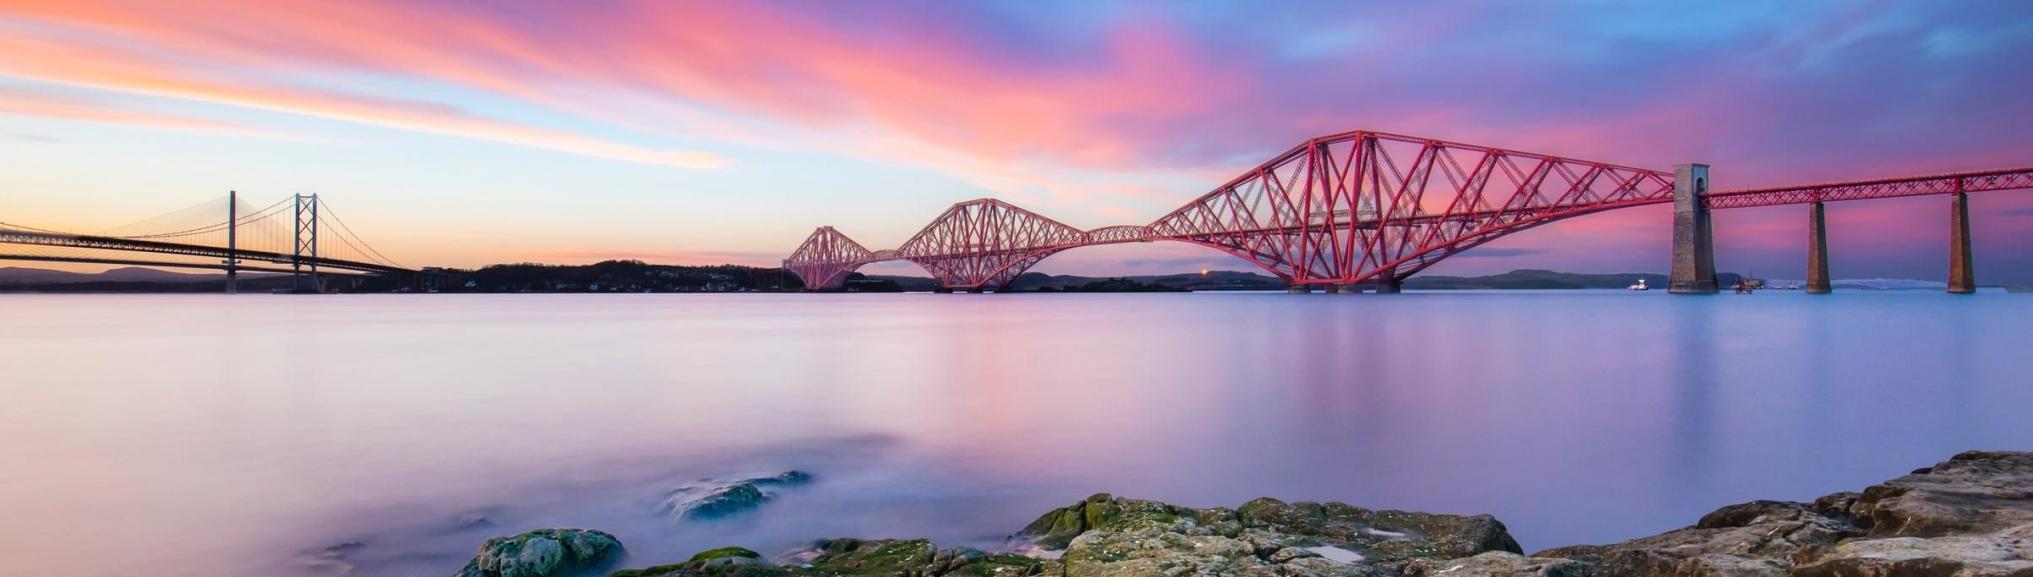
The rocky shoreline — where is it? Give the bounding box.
[454,451,2033,577]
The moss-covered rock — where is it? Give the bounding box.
[602,539,1050,577]
[577,451,2033,577]
[1016,493,1207,548]
[688,547,762,563]
[454,528,623,577]
[1237,497,1523,566]
[1012,493,1520,576]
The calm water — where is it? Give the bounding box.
[3,291,2030,576]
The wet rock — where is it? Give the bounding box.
[607,539,1047,577]
[1536,500,1859,576]
[1402,552,1588,577]
[1535,451,2033,577]
[1784,451,2033,576]
[1792,524,2033,576]
[688,547,762,561]
[657,471,813,521]
[803,539,1045,577]
[1844,451,2033,538]
[304,541,366,575]
[457,513,497,530]
[597,451,2033,577]
[1236,497,1523,566]
[1016,493,1521,577]
[455,528,622,577]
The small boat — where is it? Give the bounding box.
[1628,278,1649,291]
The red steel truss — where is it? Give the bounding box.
[782,226,873,290]
[1145,131,1674,286]
[896,199,1087,290]
[1701,166,2033,209]
[783,129,2033,291]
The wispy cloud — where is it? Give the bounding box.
[3,1,2030,278]
[0,8,727,168]
[1,130,60,143]
[0,84,241,132]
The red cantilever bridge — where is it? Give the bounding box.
[787,130,2033,294]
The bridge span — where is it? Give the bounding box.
[785,130,2033,294]
[1,192,430,292]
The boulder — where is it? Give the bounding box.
[658,471,814,521]
[605,539,1048,577]
[454,529,622,577]
[1792,524,2033,576]
[1842,451,2033,538]
[1535,500,1859,576]
[1235,497,1523,566]
[1401,552,1588,577]
[1016,493,1522,576]
[594,451,2033,577]
[1535,451,2033,577]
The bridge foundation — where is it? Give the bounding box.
[1286,284,1314,294]
[1374,279,1402,294]
[1806,201,1831,294]
[1949,191,1975,294]
[1321,284,1343,294]
[1669,164,1718,294]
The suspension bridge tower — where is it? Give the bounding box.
[292,193,320,293]
[224,191,239,294]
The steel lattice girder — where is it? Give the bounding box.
[778,129,2033,291]
[1701,167,2033,209]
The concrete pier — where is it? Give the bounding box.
[1321,284,1343,294]
[1669,164,1718,294]
[1806,201,1831,294]
[1286,284,1314,294]
[1373,280,1402,294]
[1949,191,1975,294]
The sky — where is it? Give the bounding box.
[2,0,2032,282]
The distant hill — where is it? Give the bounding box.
[1008,270,1286,292]
[6,263,1985,293]
[0,266,224,285]
[864,269,1731,292]
[1403,269,1730,290]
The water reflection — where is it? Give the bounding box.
[0,292,2029,576]
[1665,299,1719,497]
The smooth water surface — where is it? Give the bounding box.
[3,291,2030,576]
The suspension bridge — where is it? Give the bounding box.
[786,130,2033,294]
[1,192,424,292]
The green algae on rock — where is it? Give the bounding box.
[455,528,623,577]
[455,452,2033,577]
[605,539,1051,577]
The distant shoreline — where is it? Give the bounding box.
[2,263,2016,293]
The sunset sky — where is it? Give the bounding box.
[3,1,2031,282]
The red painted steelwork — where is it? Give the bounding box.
[782,226,872,290]
[782,129,2033,291]
[1701,166,2033,209]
